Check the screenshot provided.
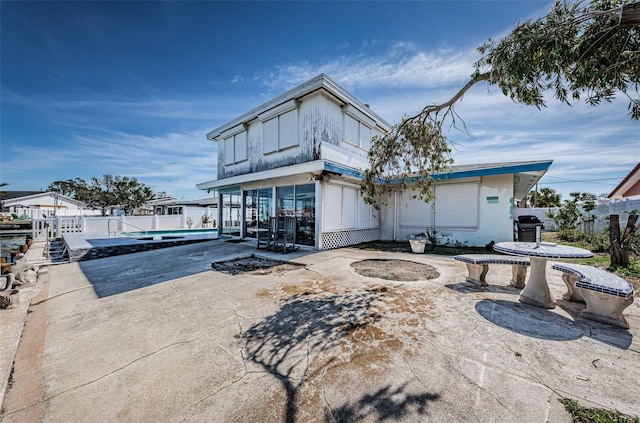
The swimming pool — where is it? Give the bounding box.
[121,229,218,238]
[62,229,220,262]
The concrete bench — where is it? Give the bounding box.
[552,262,635,329]
[454,254,530,288]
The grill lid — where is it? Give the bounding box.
[517,215,542,224]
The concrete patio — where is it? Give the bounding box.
[1,238,639,422]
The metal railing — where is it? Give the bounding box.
[107,219,149,237]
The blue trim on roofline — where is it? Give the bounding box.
[324,162,365,179]
[430,161,553,181]
[323,160,553,182]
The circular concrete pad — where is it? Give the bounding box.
[351,259,440,281]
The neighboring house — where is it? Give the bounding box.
[0,191,100,218]
[197,74,552,249]
[135,195,178,215]
[608,162,640,199]
[148,197,219,228]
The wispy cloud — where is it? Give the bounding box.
[2,89,251,130]
[3,20,636,202]
[253,43,479,92]
[2,127,218,198]
[246,41,637,199]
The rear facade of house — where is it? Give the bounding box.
[197,74,552,250]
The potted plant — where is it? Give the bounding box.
[186,217,193,229]
[201,214,211,228]
[409,232,427,254]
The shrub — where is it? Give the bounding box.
[561,398,640,422]
[587,232,610,253]
[558,229,585,243]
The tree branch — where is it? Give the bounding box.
[620,2,640,27]
[403,72,492,126]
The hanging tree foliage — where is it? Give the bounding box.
[362,0,640,208]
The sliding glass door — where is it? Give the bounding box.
[221,191,241,236]
[276,183,315,246]
[242,184,315,246]
[295,184,315,246]
[244,189,272,239]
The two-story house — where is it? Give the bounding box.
[197,74,552,249]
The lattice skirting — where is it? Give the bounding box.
[321,228,380,250]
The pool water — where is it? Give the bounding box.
[120,229,218,237]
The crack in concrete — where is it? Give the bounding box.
[454,362,527,423]
[30,285,94,305]
[178,315,274,411]
[9,302,252,418]
[404,324,532,422]
[6,333,221,417]
[169,280,182,294]
[401,355,428,391]
[318,361,334,422]
[181,368,269,414]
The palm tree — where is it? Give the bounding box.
[529,187,561,207]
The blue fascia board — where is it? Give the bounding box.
[323,162,365,179]
[430,161,553,181]
[322,160,552,183]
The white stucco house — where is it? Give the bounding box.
[146,196,219,228]
[197,74,552,249]
[0,191,100,218]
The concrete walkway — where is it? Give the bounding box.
[1,239,639,422]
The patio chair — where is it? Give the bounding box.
[273,216,298,253]
[257,217,278,250]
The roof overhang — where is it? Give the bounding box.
[206,74,390,141]
[430,160,553,202]
[608,162,640,199]
[196,160,360,192]
[197,160,552,202]
[1,191,88,208]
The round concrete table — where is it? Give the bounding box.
[493,242,593,309]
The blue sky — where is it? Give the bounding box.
[1,1,638,201]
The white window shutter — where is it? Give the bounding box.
[434,183,479,228]
[279,109,297,149]
[263,118,278,154]
[324,184,342,231]
[234,132,247,162]
[342,188,356,229]
[224,137,235,165]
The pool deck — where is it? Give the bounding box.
[1,240,639,422]
[62,232,221,262]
